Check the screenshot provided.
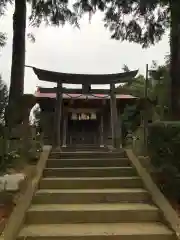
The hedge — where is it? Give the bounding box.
[148,121,180,200]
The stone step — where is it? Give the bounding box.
[46,158,130,168]
[26,203,160,224]
[18,222,175,240]
[49,151,126,159]
[39,177,143,189]
[61,146,109,152]
[43,167,137,178]
[33,188,150,204]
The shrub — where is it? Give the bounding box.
[148,121,180,200]
[121,104,141,144]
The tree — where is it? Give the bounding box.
[149,59,171,119]
[9,0,26,102]
[0,33,7,48]
[73,0,180,119]
[6,0,78,131]
[118,74,153,98]
[122,64,130,73]
[120,59,170,120]
[29,0,78,27]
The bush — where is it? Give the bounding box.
[121,104,141,144]
[148,121,180,200]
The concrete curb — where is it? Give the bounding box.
[126,149,180,240]
[1,145,52,240]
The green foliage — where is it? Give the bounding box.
[0,0,11,47]
[5,150,20,166]
[29,0,78,27]
[0,33,7,47]
[122,104,141,131]
[119,74,152,98]
[74,0,170,47]
[0,148,20,172]
[121,104,141,145]
[27,32,36,43]
[122,64,130,73]
[119,59,170,121]
[72,0,179,117]
[0,0,12,15]
[148,121,180,199]
[149,59,171,119]
[0,76,8,171]
[0,75,8,129]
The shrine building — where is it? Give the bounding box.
[31,67,138,149]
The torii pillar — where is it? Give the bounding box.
[110,83,121,149]
[56,81,63,148]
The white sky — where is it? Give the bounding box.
[0,4,169,94]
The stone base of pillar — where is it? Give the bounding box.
[100,145,104,148]
[115,138,122,149]
[108,145,116,152]
[62,144,67,148]
[55,146,62,151]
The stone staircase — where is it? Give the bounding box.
[17,150,176,239]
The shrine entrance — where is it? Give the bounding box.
[68,110,99,146]
[31,66,138,149]
[68,120,99,145]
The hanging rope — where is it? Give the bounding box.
[65,93,110,99]
[65,94,83,99]
[91,94,109,99]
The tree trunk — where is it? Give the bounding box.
[8,0,26,128]
[170,1,180,119]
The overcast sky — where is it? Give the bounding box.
[0,4,169,94]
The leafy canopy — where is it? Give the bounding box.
[0,0,11,47]
[29,0,78,27]
[74,0,170,47]
[0,0,172,48]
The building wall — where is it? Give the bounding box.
[38,98,137,146]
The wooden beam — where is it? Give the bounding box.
[31,66,138,84]
[37,87,134,95]
[66,108,100,113]
[63,88,110,94]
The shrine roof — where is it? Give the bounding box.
[29,66,138,84]
[35,88,136,99]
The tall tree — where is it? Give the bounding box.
[73,0,179,119]
[6,0,26,131]
[7,0,78,129]
[9,0,26,101]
